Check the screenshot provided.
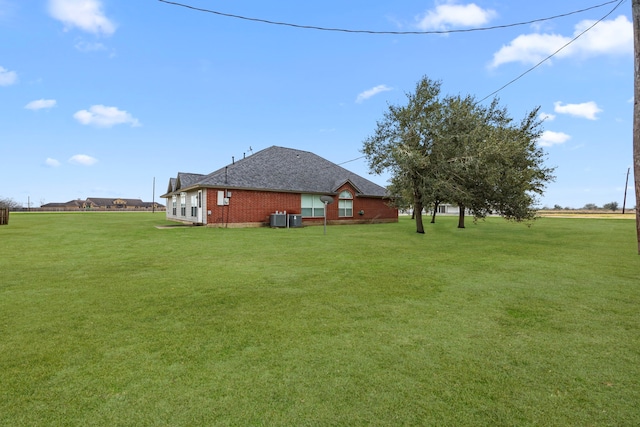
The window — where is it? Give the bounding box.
[172,195,177,215]
[338,190,353,217]
[180,192,186,216]
[190,194,198,217]
[301,194,324,217]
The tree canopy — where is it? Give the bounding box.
[0,197,21,209]
[362,76,555,233]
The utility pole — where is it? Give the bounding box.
[152,177,156,214]
[634,0,640,254]
[623,167,630,214]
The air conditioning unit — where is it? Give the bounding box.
[288,214,302,228]
[270,213,287,227]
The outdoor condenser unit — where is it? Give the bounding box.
[288,214,302,228]
[270,213,287,227]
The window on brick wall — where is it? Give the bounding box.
[338,190,353,217]
[301,194,324,217]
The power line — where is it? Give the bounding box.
[337,156,365,166]
[479,0,627,102]
[158,0,620,35]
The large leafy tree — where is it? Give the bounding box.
[362,77,442,233]
[362,76,555,233]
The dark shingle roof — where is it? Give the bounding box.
[41,200,83,208]
[167,178,177,193]
[86,198,146,207]
[192,146,387,197]
[176,172,206,190]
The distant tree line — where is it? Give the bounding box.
[548,202,624,211]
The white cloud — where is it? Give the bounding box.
[73,105,141,128]
[572,15,632,57]
[69,154,98,166]
[491,33,568,68]
[356,85,392,103]
[554,101,602,120]
[539,112,556,122]
[490,15,631,68]
[74,40,107,52]
[45,158,61,167]
[0,65,17,86]
[416,1,497,31]
[48,0,116,36]
[538,130,571,147]
[25,99,57,110]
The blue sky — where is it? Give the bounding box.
[0,0,634,209]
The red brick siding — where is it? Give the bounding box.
[205,185,397,226]
[206,189,301,225]
[328,183,397,222]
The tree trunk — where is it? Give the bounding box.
[414,198,425,234]
[431,201,439,223]
[457,204,466,228]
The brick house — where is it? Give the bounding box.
[161,146,397,227]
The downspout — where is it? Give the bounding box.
[225,189,230,228]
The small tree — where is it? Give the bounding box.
[0,197,21,209]
[603,201,619,211]
[583,203,599,210]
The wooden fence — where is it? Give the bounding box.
[0,208,8,225]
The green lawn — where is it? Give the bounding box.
[1,212,639,426]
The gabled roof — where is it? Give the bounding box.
[162,173,206,198]
[187,146,388,197]
[167,178,177,194]
[41,200,84,208]
[86,198,147,207]
[175,172,206,191]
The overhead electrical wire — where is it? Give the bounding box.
[159,0,628,128]
[158,0,621,35]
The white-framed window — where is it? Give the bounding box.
[180,192,186,216]
[301,194,325,217]
[172,195,177,215]
[338,190,353,217]
[190,194,198,217]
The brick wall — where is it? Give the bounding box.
[205,186,397,226]
[331,183,398,222]
[206,189,301,226]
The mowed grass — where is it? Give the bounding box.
[1,212,639,426]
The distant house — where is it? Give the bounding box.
[40,200,85,211]
[40,198,163,211]
[161,146,398,227]
[84,198,161,210]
